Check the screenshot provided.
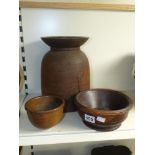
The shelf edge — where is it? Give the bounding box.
[19,2,135,11]
[20,129,135,146]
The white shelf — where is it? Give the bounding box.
[19,91,135,146]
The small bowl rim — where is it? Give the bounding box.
[75,88,133,113]
[25,95,65,114]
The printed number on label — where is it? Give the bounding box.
[85,114,95,123]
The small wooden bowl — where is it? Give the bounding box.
[75,89,132,131]
[25,96,65,129]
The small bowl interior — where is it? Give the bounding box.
[76,90,130,110]
[25,96,63,112]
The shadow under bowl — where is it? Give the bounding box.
[75,89,132,131]
[25,95,65,129]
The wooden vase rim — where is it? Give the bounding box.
[41,36,89,48]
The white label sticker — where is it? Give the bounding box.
[96,116,106,123]
[85,114,95,124]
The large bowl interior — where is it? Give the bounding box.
[76,89,130,111]
[25,96,64,113]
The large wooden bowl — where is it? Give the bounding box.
[75,89,132,131]
[25,96,65,129]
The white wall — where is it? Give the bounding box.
[21,8,134,94]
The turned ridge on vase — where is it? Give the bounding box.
[41,36,90,112]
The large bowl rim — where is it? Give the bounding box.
[75,88,133,113]
[25,95,65,114]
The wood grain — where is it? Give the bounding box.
[19,1,135,11]
[41,37,90,112]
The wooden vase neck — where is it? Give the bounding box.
[51,47,80,52]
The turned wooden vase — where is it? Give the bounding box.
[41,36,90,112]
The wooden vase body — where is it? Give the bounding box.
[41,37,90,112]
